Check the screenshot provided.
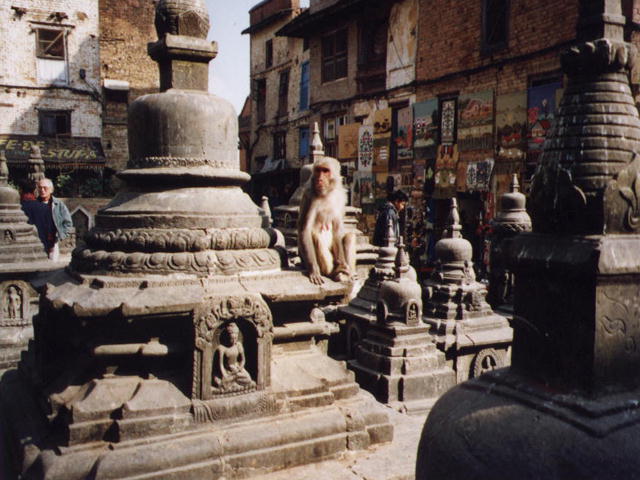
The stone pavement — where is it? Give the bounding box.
[248,408,426,480]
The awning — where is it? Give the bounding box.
[0,135,105,170]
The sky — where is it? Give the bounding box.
[205,0,309,115]
[205,0,254,114]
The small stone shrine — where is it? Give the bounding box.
[487,174,531,311]
[341,221,455,413]
[0,153,56,375]
[422,198,512,383]
[417,1,640,478]
[0,2,391,478]
[273,124,377,278]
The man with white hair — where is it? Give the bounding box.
[36,178,72,260]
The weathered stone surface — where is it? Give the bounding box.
[422,199,512,383]
[417,1,640,478]
[0,3,392,479]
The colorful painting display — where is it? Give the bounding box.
[526,81,561,183]
[413,99,439,161]
[373,108,392,139]
[373,108,391,173]
[394,106,413,165]
[338,123,360,160]
[433,144,458,199]
[458,90,494,152]
[358,125,374,171]
[466,158,495,192]
[496,92,527,161]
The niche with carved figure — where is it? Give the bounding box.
[193,295,273,400]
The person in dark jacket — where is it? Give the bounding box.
[372,190,408,246]
[19,178,51,252]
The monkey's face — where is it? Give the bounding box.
[313,165,333,196]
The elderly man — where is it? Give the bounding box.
[36,178,72,260]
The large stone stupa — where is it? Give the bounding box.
[0,2,392,479]
[417,1,640,478]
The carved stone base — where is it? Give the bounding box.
[417,368,640,480]
[1,348,393,480]
[348,321,456,414]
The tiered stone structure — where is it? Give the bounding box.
[0,154,56,374]
[341,222,455,413]
[273,124,377,278]
[417,1,640,478]
[0,2,392,479]
[422,199,512,383]
[487,174,532,311]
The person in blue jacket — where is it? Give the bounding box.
[372,190,408,246]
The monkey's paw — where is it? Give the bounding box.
[309,272,325,285]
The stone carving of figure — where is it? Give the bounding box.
[6,286,22,319]
[212,322,255,392]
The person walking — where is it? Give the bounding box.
[372,190,408,246]
[36,178,72,260]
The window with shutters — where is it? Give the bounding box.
[481,0,509,54]
[36,28,68,85]
[39,110,71,137]
[321,28,348,83]
[277,69,289,117]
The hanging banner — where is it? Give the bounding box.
[458,90,494,152]
[413,99,439,161]
[358,125,374,172]
[526,81,562,183]
[338,123,360,160]
[496,92,527,162]
[356,171,375,204]
[433,144,458,199]
[440,98,457,145]
[394,106,413,165]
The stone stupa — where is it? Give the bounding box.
[422,198,512,382]
[0,2,392,478]
[417,0,640,478]
[0,152,55,375]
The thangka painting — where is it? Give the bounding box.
[433,144,458,199]
[338,123,360,160]
[458,90,494,152]
[394,106,413,165]
[526,81,561,183]
[466,157,495,192]
[496,92,527,161]
[413,99,439,161]
[358,125,374,171]
[400,165,414,189]
[373,108,392,139]
[358,172,375,204]
[373,138,389,173]
[440,98,457,145]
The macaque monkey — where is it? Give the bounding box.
[298,156,356,285]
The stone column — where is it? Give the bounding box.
[416,1,640,478]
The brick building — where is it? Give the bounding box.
[275,0,640,273]
[242,0,310,207]
[0,0,104,192]
[99,0,158,173]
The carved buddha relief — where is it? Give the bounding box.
[212,322,255,393]
[4,285,23,320]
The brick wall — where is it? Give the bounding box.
[415,0,579,98]
[99,0,158,171]
[0,0,102,138]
